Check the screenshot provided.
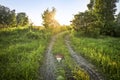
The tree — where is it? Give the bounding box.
[0,5,16,27]
[94,0,118,22]
[87,0,94,11]
[7,10,16,27]
[16,12,29,27]
[116,12,120,24]
[42,7,60,28]
[71,11,99,37]
[94,0,119,35]
[0,5,9,27]
[114,12,120,37]
[0,4,29,28]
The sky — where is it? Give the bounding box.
[0,0,120,26]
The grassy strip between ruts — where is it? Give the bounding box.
[52,32,90,80]
[70,34,120,80]
[0,27,51,80]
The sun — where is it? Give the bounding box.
[55,14,71,25]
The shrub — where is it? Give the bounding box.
[26,31,40,39]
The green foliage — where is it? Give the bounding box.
[93,0,119,36]
[94,0,118,22]
[113,12,120,37]
[87,0,94,10]
[71,11,99,37]
[85,21,100,37]
[73,67,89,80]
[112,22,120,37]
[0,27,51,80]
[116,12,120,24]
[56,75,65,80]
[26,31,41,39]
[70,34,120,80]
[0,5,16,28]
[0,4,29,28]
[16,12,29,26]
[42,7,60,29]
[72,0,119,37]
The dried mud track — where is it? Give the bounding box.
[39,32,66,80]
[65,35,104,80]
[39,35,57,80]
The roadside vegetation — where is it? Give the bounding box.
[52,32,90,80]
[0,27,51,80]
[0,0,120,79]
[71,0,120,37]
[70,32,120,79]
[70,0,120,79]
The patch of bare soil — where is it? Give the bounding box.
[39,36,57,80]
[39,32,67,80]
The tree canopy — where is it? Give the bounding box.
[71,0,120,37]
[16,12,29,26]
[0,4,29,28]
[0,5,16,27]
[42,7,60,28]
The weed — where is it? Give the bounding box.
[70,34,120,79]
[0,27,51,80]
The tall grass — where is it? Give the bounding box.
[70,33,120,79]
[52,32,90,80]
[0,27,51,80]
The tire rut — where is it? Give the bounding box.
[65,35,104,80]
[39,36,56,80]
[39,32,67,80]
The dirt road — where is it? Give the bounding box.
[39,35,57,80]
[39,32,104,80]
[39,32,66,80]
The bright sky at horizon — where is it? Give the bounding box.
[0,0,120,26]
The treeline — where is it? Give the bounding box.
[71,0,120,37]
[0,5,29,28]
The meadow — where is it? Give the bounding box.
[0,26,120,80]
[70,32,120,80]
[0,27,51,80]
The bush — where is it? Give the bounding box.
[114,24,120,37]
[86,22,101,38]
[26,31,40,39]
[73,21,101,38]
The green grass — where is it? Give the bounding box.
[70,34,120,80]
[52,32,90,80]
[0,27,51,80]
